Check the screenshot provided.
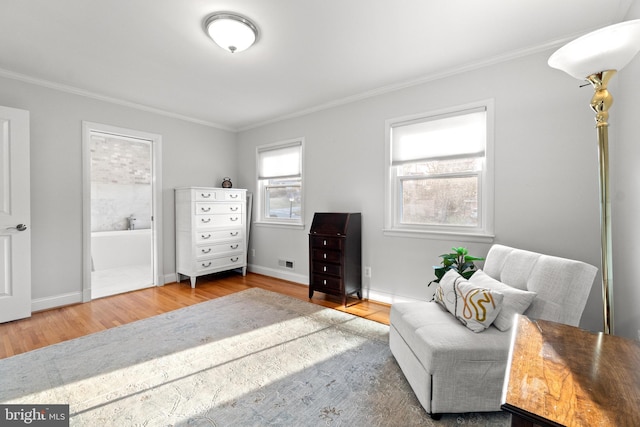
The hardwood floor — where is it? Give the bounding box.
[0,272,390,360]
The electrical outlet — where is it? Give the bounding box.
[364,266,372,278]
[251,249,255,257]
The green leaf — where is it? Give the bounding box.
[429,246,485,285]
[461,270,478,280]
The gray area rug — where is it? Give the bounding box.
[0,288,510,426]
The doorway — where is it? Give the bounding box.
[82,122,163,301]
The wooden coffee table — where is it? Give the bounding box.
[501,315,640,426]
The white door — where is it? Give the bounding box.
[0,106,31,323]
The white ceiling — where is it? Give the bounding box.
[0,0,633,131]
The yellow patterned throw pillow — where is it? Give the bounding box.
[468,270,537,331]
[434,270,504,332]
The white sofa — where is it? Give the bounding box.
[389,244,598,416]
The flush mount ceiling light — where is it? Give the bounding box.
[204,12,258,53]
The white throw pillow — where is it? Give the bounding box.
[469,270,537,331]
[433,269,459,313]
[434,269,504,333]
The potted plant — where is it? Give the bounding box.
[428,247,485,286]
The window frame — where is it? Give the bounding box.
[384,100,495,242]
[255,138,305,228]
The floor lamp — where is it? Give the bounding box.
[548,19,640,335]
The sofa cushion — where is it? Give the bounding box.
[390,302,511,369]
[434,270,503,332]
[482,244,597,326]
[469,270,537,331]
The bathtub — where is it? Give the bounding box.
[91,229,152,271]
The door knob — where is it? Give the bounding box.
[6,224,27,231]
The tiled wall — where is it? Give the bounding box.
[90,136,152,232]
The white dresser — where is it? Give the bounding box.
[175,187,247,288]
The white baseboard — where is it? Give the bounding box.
[31,271,422,314]
[32,291,83,313]
[247,264,308,285]
[365,289,422,305]
[247,265,425,306]
[163,273,178,284]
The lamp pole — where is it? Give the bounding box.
[587,70,615,335]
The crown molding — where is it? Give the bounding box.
[0,67,235,132]
[238,31,604,132]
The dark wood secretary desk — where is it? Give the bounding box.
[501,315,640,427]
[308,213,362,306]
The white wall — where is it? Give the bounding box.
[614,5,640,339]
[0,75,237,309]
[237,49,605,332]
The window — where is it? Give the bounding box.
[256,138,304,226]
[385,101,494,240]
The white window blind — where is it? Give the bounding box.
[391,108,486,165]
[257,142,302,180]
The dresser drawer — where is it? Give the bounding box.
[193,189,245,202]
[310,236,343,250]
[194,255,244,273]
[194,189,219,201]
[196,228,243,243]
[195,202,243,215]
[195,214,243,229]
[196,241,244,260]
[223,190,245,201]
[312,261,341,277]
[311,248,342,264]
[311,274,342,292]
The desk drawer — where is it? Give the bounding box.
[311,248,342,264]
[312,261,341,277]
[310,236,343,251]
[311,274,342,292]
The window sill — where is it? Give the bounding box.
[254,221,306,230]
[383,228,495,243]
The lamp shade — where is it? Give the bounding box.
[548,19,640,79]
[205,12,258,53]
